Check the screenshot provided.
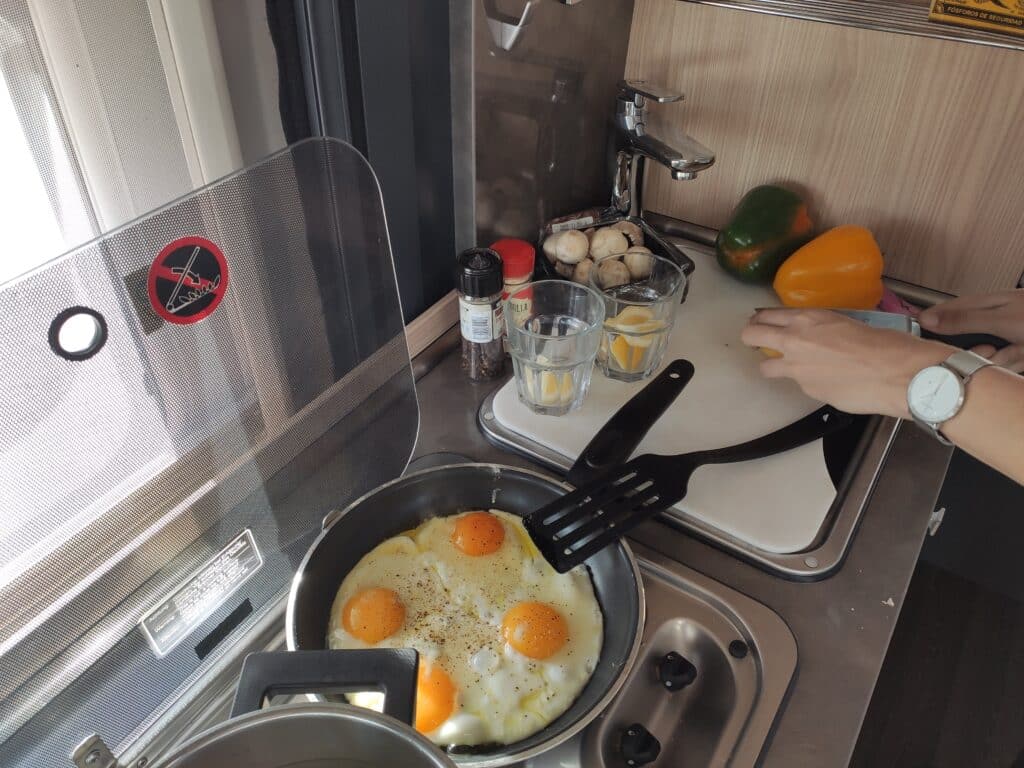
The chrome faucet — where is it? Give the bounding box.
[612,80,715,217]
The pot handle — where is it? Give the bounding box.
[231,648,418,725]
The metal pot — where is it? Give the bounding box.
[153,648,456,768]
[286,463,645,767]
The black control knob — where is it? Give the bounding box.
[620,723,661,766]
[657,651,697,691]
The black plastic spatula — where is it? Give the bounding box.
[525,404,855,572]
[567,359,695,487]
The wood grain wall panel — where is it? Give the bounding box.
[626,0,1024,294]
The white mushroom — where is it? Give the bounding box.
[623,246,654,280]
[610,220,644,247]
[589,228,630,260]
[571,258,595,285]
[597,258,631,289]
[541,231,563,263]
[546,229,589,265]
[554,260,575,278]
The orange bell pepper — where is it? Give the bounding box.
[772,225,884,309]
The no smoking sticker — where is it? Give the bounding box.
[147,236,228,324]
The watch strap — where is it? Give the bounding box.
[941,349,992,384]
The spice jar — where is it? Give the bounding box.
[490,238,536,334]
[457,247,505,381]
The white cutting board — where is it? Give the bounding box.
[491,246,836,554]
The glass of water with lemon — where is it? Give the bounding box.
[590,252,687,382]
[504,280,605,416]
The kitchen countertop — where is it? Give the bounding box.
[411,329,952,767]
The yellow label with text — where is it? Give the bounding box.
[929,0,1024,37]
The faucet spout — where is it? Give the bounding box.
[626,131,715,178]
[610,81,715,217]
[612,131,715,217]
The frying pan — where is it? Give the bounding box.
[286,463,645,768]
[153,649,457,768]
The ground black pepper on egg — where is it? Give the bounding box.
[330,511,601,744]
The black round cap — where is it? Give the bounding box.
[457,248,503,298]
[729,639,749,659]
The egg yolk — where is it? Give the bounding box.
[451,511,505,556]
[415,661,456,733]
[342,587,405,644]
[501,602,569,659]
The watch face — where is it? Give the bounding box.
[908,366,963,423]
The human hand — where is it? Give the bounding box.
[741,309,954,419]
[919,290,1024,373]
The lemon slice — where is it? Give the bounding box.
[559,371,575,403]
[629,320,663,334]
[609,335,646,372]
[607,306,655,330]
[536,369,575,405]
[627,332,656,349]
[539,371,560,404]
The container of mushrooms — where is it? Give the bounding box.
[536,213,694,300]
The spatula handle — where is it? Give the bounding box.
[567,359,695,486]
[694,405,854,467]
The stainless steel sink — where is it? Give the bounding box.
[523,541,797,767]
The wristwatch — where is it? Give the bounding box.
[907,349,992,445]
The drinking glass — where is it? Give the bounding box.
[589,252,687,382]
[504,280,605,416]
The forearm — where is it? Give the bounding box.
[937,366,1024,484]
[741,309,1024,484]
[869,342,1024,483]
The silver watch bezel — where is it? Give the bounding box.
[907,364,965,427]
[906,350,992,445]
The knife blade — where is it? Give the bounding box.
[754,306,1009,350]
[755,306,920,334]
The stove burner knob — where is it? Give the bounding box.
[619,723,661,766]
[657,651,697,691]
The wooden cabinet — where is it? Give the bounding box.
[627,0,1024,295]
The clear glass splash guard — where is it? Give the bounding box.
[0,138,419,767]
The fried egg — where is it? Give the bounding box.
[326,509,603,747]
